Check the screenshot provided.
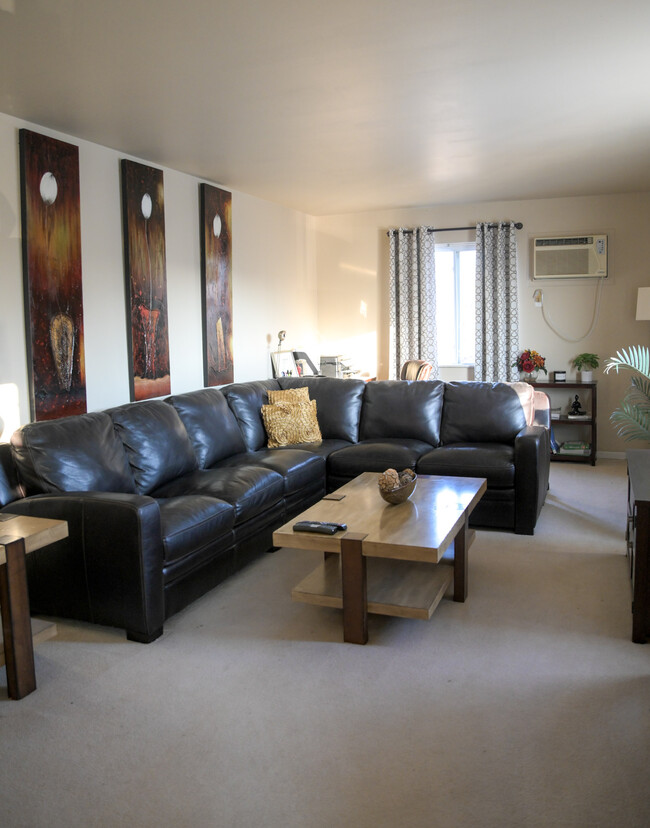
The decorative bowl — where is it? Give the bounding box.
[378,474,417,505]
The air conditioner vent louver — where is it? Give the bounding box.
[536,237,593,247]
[533,234,607,279]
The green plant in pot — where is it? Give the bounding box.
[572,353,599,382]
[604,346,650,442]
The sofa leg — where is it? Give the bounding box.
[126,627,163,643]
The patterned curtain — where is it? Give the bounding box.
[388,227,437,380]
[474,222,520,382]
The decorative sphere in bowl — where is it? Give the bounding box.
[378,468,417,504]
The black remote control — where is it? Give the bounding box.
[293,520,347,535]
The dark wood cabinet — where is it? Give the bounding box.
[531,381,597,465]
[626,450,650,643]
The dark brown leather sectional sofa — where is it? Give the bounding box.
[0,378,550,642]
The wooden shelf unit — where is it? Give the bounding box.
[531,381,597,466]
[626,450,650,643]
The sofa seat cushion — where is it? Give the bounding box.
[416,444,515,488]
[328,439,433,479]
[274,438,354,459]
[212,449,325,496]
[158,495,235,565]
[152,466,284,523]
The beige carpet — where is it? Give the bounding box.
[1,460,649,828]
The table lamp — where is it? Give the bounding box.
[636,288,650,320]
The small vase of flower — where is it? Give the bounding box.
[513,349,547,383]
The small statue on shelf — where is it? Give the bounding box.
[569,395,586,416]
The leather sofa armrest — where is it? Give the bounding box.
[3,492,164,642]
[514,425,551,535]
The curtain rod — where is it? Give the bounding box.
[386,222,523,236]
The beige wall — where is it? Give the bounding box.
[0,112,318,438]
[313,193,650,454]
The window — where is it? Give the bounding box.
[435,243,476,365]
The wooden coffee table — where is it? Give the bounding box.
[273,472,487,644]
[1,514,69,699]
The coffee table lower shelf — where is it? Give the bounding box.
[292,556,454,620]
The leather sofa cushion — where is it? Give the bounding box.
[152,465,284,523]
[10,412,135,495]
[223,380,281,451]
[416,443,515,488]
[360,380,444,445]
[0,442,22,506]
[158,495,235,565]
[213,448,325,495]
[328,438,433,478]
[441,382,527,445]
[274,438,354,459]
[278,377,365,442]
[167,388,246,468]
[110,401,198,495]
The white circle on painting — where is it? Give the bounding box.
[40,172,58,205]
[141,193,152,220]
[213,214,222,237]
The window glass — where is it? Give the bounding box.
[435,244,476,365]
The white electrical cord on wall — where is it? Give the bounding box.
[534,277,605,343]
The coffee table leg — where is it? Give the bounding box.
[340,533,368,644]
[453,517,468,602]
[0,538,37,699]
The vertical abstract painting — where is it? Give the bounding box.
[121,160,171,401]
[19,129,87,420]
[200,184,233,386]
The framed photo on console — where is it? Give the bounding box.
[271,350,298,377]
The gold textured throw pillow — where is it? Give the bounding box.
[267,386,310,406]
[262,399,322,447]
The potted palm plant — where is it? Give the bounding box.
[572,353,599,382]
[604,346,650,442]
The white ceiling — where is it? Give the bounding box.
[1,0,649,216]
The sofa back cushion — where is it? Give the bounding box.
[359,380,444,445]
[10,412,135,495]
[0,442,23,506]
[223,380,281,451]
[278,377,365,442]
[109,400,197,494]
[167,388,246,468]
[440,382,527,444]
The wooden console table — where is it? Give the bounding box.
[0,514,68,699]
[626,451,650,643]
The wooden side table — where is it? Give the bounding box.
[0,514,68,699]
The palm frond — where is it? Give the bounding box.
[610,400,650,442]
[604,345,650,378]
[625,385,650,413]
[631,374,650,401]
[606,345,650,443]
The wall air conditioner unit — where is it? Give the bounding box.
[532,234,607,280]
